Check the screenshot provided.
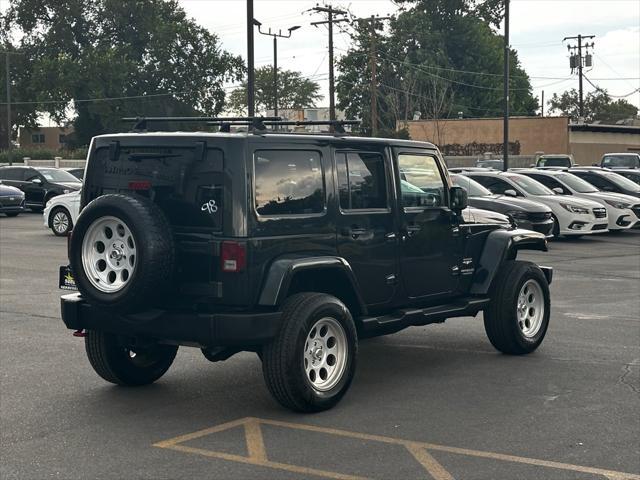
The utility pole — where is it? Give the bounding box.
[354,15,391,137]
[541,90,544,117]
[311,5,349,125]
[247,0,255,117]
[564,34,595,119]
[254,20,300,118]
[5,52,11,166]
[502,0,510,172]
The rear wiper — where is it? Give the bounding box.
[128,153,181,161]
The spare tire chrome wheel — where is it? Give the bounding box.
[82,216,136,293]
[69,194,174,312]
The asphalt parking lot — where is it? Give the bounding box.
[1,212,639,480]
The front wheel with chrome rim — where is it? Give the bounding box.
[484,260,551,355]
[262,292,358,412]
[50,207,73,236]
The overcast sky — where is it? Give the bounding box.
[177,0,640,114]
[2,0,638,115]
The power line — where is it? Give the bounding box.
[583,76,640,98]
[0,91,190,106]
[310,4,350,124]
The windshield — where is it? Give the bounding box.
[476,160,503,169]
[602,171,640,192]
[602,155,640,168]
[538,156,571,167]
[36,168,81,183]
[451,174,492,197]
[504,174,554,195]
[555,173,598,193]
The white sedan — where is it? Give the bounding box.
[517,169,640,230]
[464,171,609,237]
[43,190,80,236]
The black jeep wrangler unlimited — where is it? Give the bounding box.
[60,119,552,412]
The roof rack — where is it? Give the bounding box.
[122,116,282,132]
[122,117,361,134]
[262,120,360,134]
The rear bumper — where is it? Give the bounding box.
[60,293,282,347]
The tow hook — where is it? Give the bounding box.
[73,329,86,337]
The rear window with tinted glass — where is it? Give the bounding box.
[254,150,324,216]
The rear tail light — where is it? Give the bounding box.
[128,181,152,190]
[221,241,246,273]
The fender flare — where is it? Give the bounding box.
[258,255,367,313]
[470,228,550,295]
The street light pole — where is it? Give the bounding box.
[502,0,510,172]
[273,36,278,117]
[247,0,255,117]
[6,52,12,165]
[255,22,300,118]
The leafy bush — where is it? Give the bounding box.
[0,147,88,163]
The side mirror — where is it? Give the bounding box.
[450,186,468,212]
[31,178,42,184]
[592,163,598,166]
[504,189,518,197]
[553,187,565,195]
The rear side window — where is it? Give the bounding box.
[254,150,324,216]
[336,152,388,210]
[471,176,518,195]
[0,168,24,180]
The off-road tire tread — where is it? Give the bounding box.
[484,260,550,355]
[262,292,357,412]
[70,194,175,311]
[85,330,177,386]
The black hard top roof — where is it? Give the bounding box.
[96,131,438,150]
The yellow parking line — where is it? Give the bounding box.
[154,417,640,480]
[405,444,455,480]
[153,417,248,448]
[260,418,640,480]
[163,443,368,480]
[244,417,268,462]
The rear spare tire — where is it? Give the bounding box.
[69,194,174,311]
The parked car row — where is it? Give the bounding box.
[451,165,640,239]
[0,166,82,214]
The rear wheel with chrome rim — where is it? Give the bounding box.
[262,292,358,412]
[85,330,178,386]
[484,260,550,355]
[50,207,73,236]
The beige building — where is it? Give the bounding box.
[569,124,640,164]
[400,116,640,165]
[19,126,74,149]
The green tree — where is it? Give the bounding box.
[227,66,322,115]
[548,88,638,124]
[336,0,537,136]
[3,0,245,146]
